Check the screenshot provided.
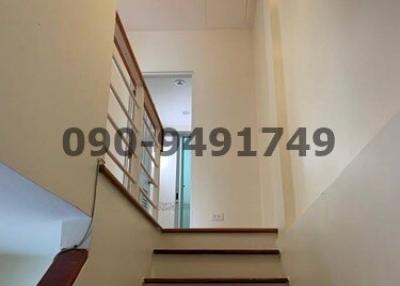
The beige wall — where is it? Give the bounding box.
[279,112,400,286]
[3,3,399,285]
[252,0,285,227]
[0,2,162,285]
[127,0,400,228]
[252,0,400,283]
[75,177,161,286]
[253,0,400,223]
[278,0,400,219]
[129,30,263,227]
[0,0,116,214]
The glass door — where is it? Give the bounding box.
[179,135,192,228]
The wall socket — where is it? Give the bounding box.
[211,213,225,222]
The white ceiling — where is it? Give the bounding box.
[118,0,256,31]
[0,163,90,255]
[145,74,192,131]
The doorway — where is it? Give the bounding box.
[144,73,192,228]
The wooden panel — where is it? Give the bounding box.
[37,249,88,286]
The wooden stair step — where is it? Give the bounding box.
[161,228,278,234]
[153,249,280,255]
[144,277,289,284]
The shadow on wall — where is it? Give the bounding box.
[269,0,296,226]
[278,112,400,285]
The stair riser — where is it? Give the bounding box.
[151,255,285,278]
[158,233,277,249]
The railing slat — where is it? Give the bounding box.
[110,85,139,133]
[143,117,160,148]
[112,55,140,109]
[139,187,158,209]
[106,150,137,185]
[143,145,159,168]
[140,162,159,189]
[107,114,138,159]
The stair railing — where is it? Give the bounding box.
[102,13,162,222]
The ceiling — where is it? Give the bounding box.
[118,0,256,31]
[145,74,192,131]
[0,163,89,255]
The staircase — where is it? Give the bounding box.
[144,228,289,285]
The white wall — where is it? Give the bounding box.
[145,75,193,132]
[129,29,263,227]
[278,111,400,286]
[0,254,53,286]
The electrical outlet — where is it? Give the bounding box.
[211,213,224,222]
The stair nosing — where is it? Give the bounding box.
[161,228,278,234]
[153,249,281,255]
[143,277,289,284]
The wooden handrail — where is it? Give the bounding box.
[144,91,163,132]
[114,13,163,134]
[37,249,88,286]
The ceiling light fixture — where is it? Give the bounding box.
[174,79,186,87]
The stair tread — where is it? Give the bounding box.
[144,277,289,284]
[153,249,280,255]
[162,228,278,234]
